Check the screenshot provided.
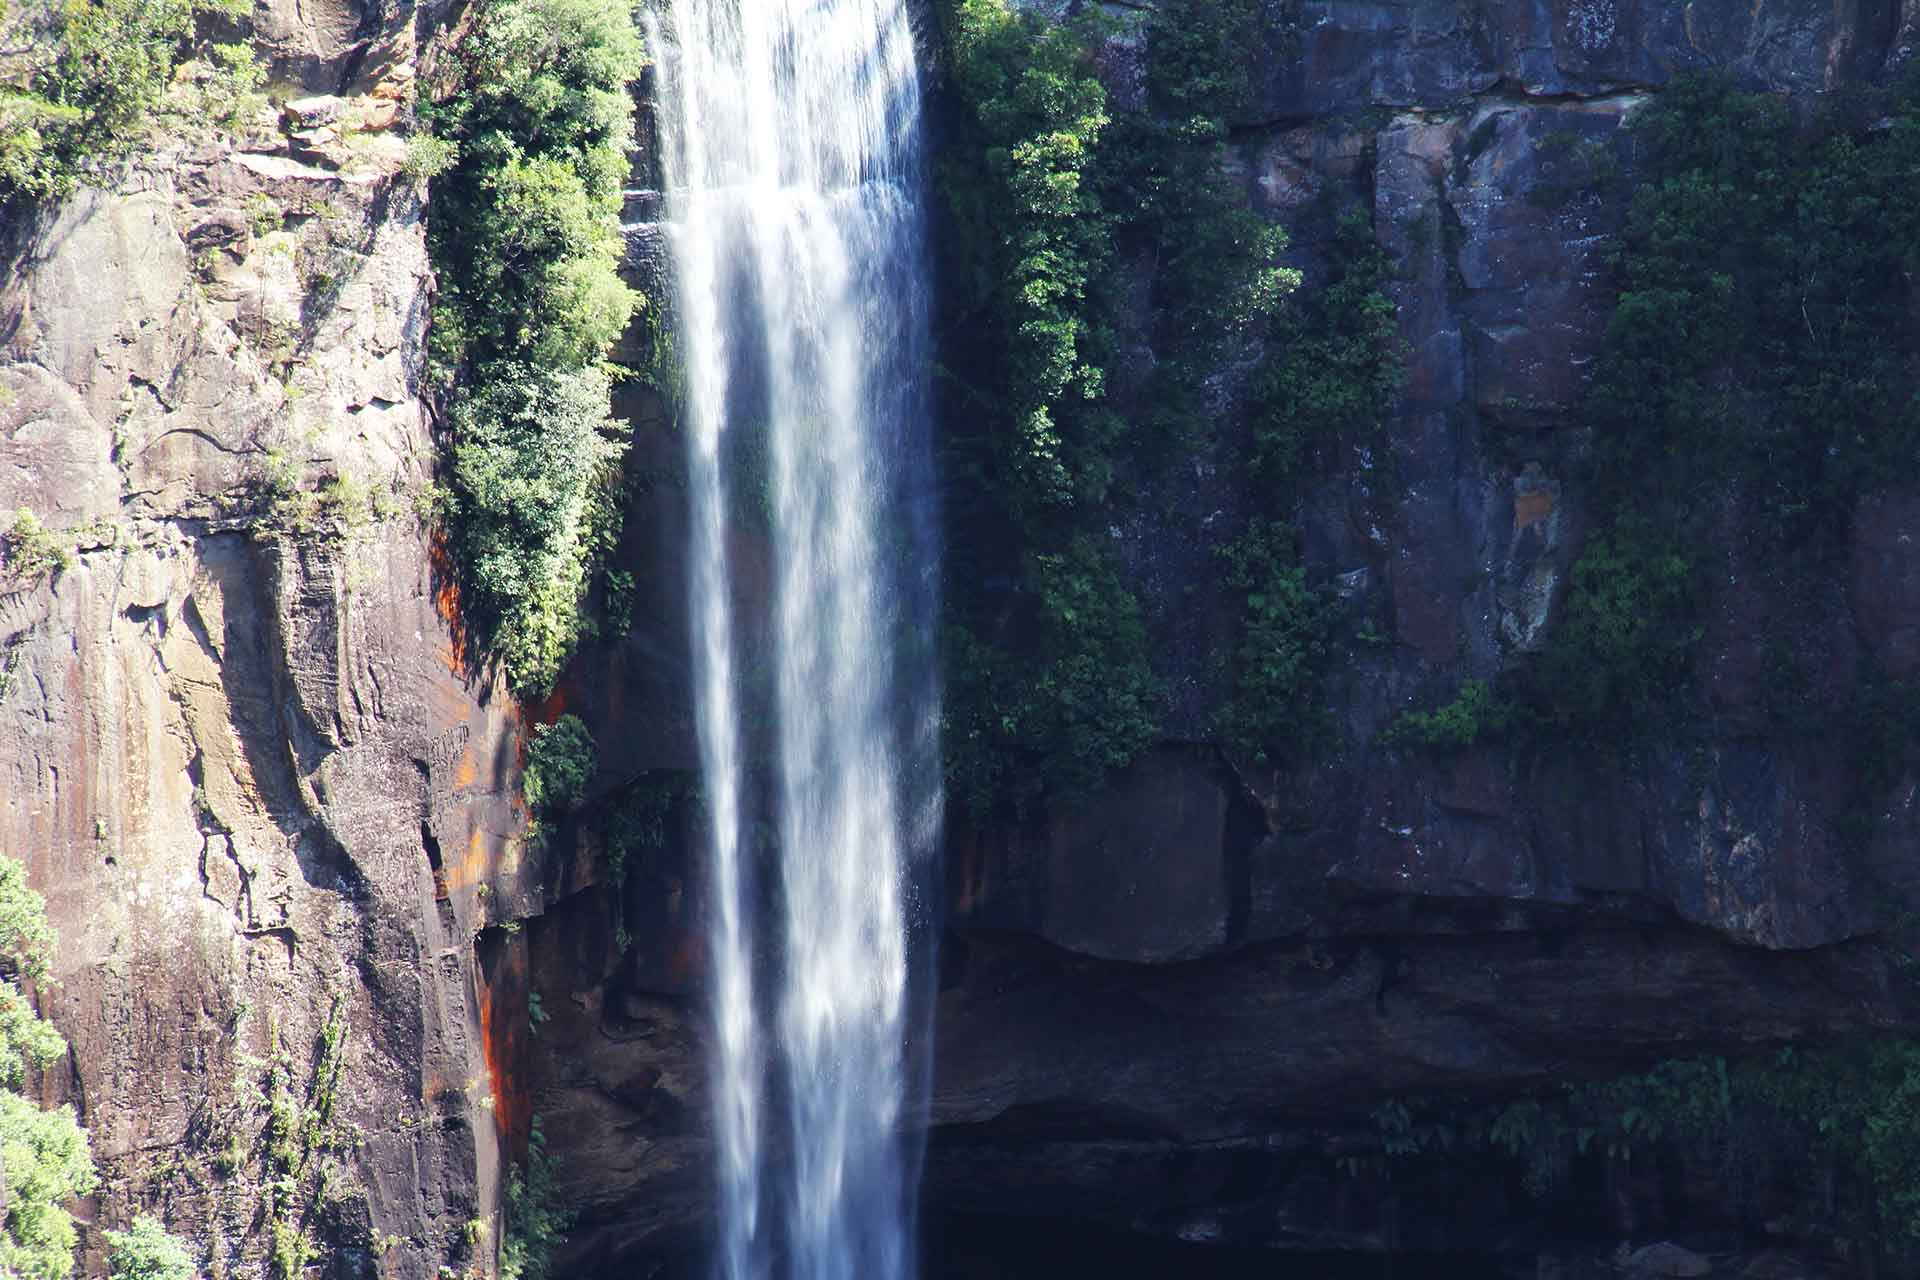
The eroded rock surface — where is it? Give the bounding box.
[0,30,541,1277]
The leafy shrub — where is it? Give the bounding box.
[1383,679,1511,751]
[451,366,628,693]
[0,1092,95,1280]
[499,1123,573,1280]
[1020,537,1164,796]
[423,0,643,376]
[1558,1042,1920,1253]
[1522,521,1698,734]
[0,0,252,201]
[0,853,94,1280]
[944,537,1162,812]
[401,133,458,180]
[937,0,1116,516]
[1213,519,1330,765]
[1,512,71,583]
[935,0,1304,811]
[423,0,645,695]
[1586,74,1920,542]
[1248,207,1403,486]
[105,1216,195,1280]
[524,715,595,815]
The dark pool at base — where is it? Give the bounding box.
[925,1215,1502,1279]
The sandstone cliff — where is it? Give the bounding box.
[0,2,547,1275]
[7,0,1920,1275]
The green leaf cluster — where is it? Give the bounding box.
[0,853,95,1280]
[945,536,1162,812]
[1586,74,1920,540]
[1382,678,1511,752]
[523,714,596,815]
[499,1122,574,1280]
[423,0,645,695]
[1560,1042,1920,1252]
[0,0,253,201]
[938,0,1117,516]
[1213,519,1331,765]
[1521,520,1699,735]
[936,0,1305,812]
[450,367,629,692]
[105,1216,195,1280]
[1248,207,1403,485]
[1516,74,1920,739]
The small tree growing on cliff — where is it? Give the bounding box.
[0,853,96,1280]
[105,1215,195,1280]
[523,715,596,815]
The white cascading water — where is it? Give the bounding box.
[648,0,938,1277]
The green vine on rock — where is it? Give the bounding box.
[935,0,1308,814]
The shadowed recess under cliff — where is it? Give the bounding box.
[646,0,941,1276]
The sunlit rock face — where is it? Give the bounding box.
[0,11,533,1275]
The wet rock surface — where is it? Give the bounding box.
[523,0,1920,1271]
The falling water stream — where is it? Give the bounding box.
[649,1,937,1277]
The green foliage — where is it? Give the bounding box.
[422,0,643,376]
[1562,1042,1920,1251]
[423,0,645,694]
[1019,538,1164,796]
[0,1093,96,1280]
[266,1217,312,1280]
[1359,1038,1920,1256]
[105,1216,195,1280]
[1141,0,1264,124]
[935,0,1305,811]
[1,511,72,583]
[0,989,67,1093]
[524,715,595,815]
[450,367,628,693]
[1485,74,1920,746]
[0,857,56,981]
[1118,0,1296,442]
[1585,74,1920,537]
[1522,521,1698,733]
[600,567,635,638]
[0,0,253,201]
[401,132,458,180]
[1248,207,1403,485]
[0,854,92,1280]
[938,0,1116,516]
[499,1123,573,1280]
[1213,519,1330,765]
[944,537,1162,812]
[1383,678,1511,751]
[598,772,681,887]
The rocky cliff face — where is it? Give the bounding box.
[0,2,553,1275]
[9,0,1920,1276]
[521,0,1920,1273]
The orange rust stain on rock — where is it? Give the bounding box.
[475,935,532,1160]
[452,745,480,792]
[438,823,495,895]
[1514,488,1555,530]
[428,531,473,678]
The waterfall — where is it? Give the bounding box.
[648,0,938,1277]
